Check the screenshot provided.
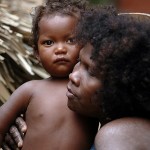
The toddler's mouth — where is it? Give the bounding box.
[55,57,69,63]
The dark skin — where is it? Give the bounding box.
[67,44,103,119]
[4,117,150,150]
[95,117,150,150]
[67,43,150,150]
[2,116,26,149]
[3,40,150,150]
[0,15,98,150]
[3,7,150,150]
[1,79,97,150]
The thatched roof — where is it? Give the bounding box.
[0,6,49,104]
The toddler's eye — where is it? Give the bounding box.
[66,38,76,44]
[43,40,54,46]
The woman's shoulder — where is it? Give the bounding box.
[94,117,150,150]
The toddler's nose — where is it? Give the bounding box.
[55,44,67,55]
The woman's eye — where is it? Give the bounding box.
[89,71,95,77]
[66,38,76,44]
[88,68,96,77]
[77,58,80,62]
[43,40,54,46]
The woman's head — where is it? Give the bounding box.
[67,6,150,121]
[67,6,117,121]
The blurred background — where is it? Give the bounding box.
[91,0,150,13]
[0,0,150,105]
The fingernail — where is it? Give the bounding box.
[18,141,23,147]
[22,126,27,132]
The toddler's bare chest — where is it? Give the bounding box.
[25,90,68,128]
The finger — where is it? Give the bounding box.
[9,126,23,148]
[3,133,17,149]
[1,142,11,150]
[15,116,27,133]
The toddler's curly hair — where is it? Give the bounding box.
[31,0,88,52]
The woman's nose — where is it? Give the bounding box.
[69,63,80,87]
[55,43,67,55]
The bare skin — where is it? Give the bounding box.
[0,14,98,150]
[95,117,150,150]
[2,117,27,149]
[0,79,97,150]
[67,43,150,150]
[67,44,103,119]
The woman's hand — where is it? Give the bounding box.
[2,116,27,150]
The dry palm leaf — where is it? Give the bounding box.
[0,6,49,104]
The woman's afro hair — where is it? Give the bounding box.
[76,6,150,121]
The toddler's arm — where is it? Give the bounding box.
[0,81,33,146]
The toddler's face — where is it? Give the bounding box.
[37,14,80,77]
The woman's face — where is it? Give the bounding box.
[67,43,103,118]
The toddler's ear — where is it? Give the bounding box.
[34,50,40,61]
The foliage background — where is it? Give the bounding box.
[89,0,114,5]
